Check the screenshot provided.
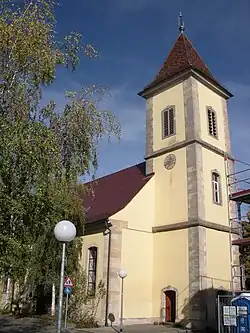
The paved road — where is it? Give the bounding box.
[0,316,188,333]
[0,316,53,333]
[81,325,188,333]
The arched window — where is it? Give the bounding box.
[212,172,221,204]
[87,246,98,296]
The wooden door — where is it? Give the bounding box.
[165,290,176,323]
[165,295,172,322]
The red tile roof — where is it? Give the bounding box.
[83,162,153,223]
[139,33,231,96]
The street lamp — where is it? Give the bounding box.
[118,269,127,333]
[54,220,76,333]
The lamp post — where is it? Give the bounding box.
[54,220,76,333]
[118,269,127,333]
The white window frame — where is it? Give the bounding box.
[212,172,221,205]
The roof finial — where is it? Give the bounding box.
[178,12,185,34]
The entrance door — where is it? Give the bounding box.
[165,290,176,323]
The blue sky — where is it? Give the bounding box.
[44,0,250,184]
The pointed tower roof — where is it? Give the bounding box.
[146,33,218,88]
[139,15,232,98]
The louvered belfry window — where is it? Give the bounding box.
[163,107,175,138]
[87,246,98,296]
[207,108,217,137]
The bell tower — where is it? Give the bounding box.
[138,13,239,329]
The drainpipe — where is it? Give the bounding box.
[104,220,112,327]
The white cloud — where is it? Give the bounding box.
[40,78,250,175]
[101,82,250,155]
[100,86,145,143]
[99,81,250,175]
[41,79,250,147]
[41,83,146,145]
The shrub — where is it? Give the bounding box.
[68,268,106,328]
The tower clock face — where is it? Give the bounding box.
[164,154,176,170]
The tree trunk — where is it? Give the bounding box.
[10,280,15,313]
[4,278,11,307]
[51,283,56,317]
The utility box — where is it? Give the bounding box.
[231,293,250,333]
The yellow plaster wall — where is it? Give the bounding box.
[154,148,188,226]
[152,83,185,151]
[121,228,153,318]
[197,81,227,151]
[202,148,229,226]
[152,230,189,319]
[206,229,231,289]
[81,233,105,319]
[111,177,155,232]
[81,233,104,275]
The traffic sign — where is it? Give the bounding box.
[64,286,72,295]
[64,277,73,288]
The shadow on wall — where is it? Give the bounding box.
[178,288,233,333]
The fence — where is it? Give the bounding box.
[218,294,234,333]
[218,293,250,333]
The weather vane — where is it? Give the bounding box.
[178,12,185,33]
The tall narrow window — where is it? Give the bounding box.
[212,172,221,204]
[87,246,97,296]
[163,107,175,138]
[207,108,217,137]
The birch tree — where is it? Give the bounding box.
[0,0,120,296]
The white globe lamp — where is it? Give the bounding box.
[54,220,76,243]
[119,269,127,279]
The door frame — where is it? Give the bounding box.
[165,290,176,322]
[161,286,178,323]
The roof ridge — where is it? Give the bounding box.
[84,161,145,185]
[83,161,153,223]
[182,34,192,67]
[183,34,216,79]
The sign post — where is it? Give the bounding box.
[64,277,73,329]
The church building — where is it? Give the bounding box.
[81,16,239,330]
